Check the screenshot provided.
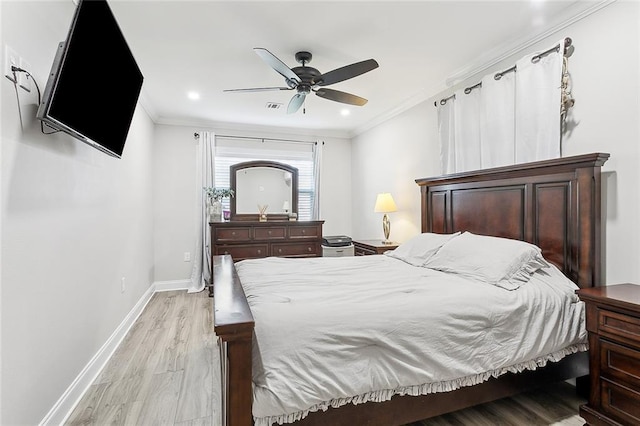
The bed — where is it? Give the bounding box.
[213,152,609,426]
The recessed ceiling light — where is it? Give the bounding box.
[341,109,350,116]
[187,91,200,100]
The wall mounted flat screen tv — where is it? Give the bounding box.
[37,0,143,158]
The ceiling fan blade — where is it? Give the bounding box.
[254,48,301,85]
[224,87,292,93]
[287,93,306,114]
[317,59,379,87]
[315,88,367,106]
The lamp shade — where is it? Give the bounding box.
[374,193,397,213]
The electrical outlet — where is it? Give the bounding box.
[18,57,31,92]
[184,252,191,262]
[121,277,126,293]
[4,45,18,83]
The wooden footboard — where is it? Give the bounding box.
[213,254,254,426]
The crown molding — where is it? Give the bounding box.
[352,0,616,138]
[444,0,615,87]
[154,116,351,140]
[137,89,159,122]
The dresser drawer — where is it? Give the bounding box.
[289,226,320,239]
[353,240,398,255]
[600,338,640,389]
[355,245,377,256]
[214,227,251,242]
[254,227,286,240]
[601,378,640,425]
[272,242,319,257]
[215,244,268,260]
[598,308,640,345]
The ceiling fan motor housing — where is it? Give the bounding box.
[291,66,322,86]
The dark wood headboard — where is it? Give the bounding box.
[415,153,609,289]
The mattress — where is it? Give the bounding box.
[234,255,587,426]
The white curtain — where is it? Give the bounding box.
[312,141,323,220]
[454,87,482,172]
[437,39,565,173]
[515,39,564,162]
[438,99,456,174]
[189,131,214,293]
[480,70,515,168]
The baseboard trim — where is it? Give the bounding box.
[39,279,197,425]
[153,279,191,292]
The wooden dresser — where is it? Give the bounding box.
[210,220,324,261]
[576,284,640,425]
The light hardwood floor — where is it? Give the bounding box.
[66,290,587,426]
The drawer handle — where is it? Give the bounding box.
[224,251,229,255]
[257,249,261,255]
[278,248,282,254]
[268,230,272,235]
[307,247,312,252]
[302,230,306,234]
[231,231,236,236]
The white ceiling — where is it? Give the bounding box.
[108,0,605,137]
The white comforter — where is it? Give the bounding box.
[234,255,587,426]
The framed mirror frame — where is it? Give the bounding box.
[230,160,299,221]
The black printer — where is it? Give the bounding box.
[322,235,353,247]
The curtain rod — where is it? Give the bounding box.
[214,134,316,145]
[435,37,573,107]
[434,93,456,107]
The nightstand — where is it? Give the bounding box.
[576,284,640,425]
[353,239,398,256]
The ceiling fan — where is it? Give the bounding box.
[224,48,379,114]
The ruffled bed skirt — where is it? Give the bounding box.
[254,343,588,426]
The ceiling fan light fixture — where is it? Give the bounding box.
[298,84,311,95]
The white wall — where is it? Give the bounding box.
[351,102,439,243]
[558,1,640,285]
[153,124,351,282]
[351,1,640,285]
[1,2,156,424]
[153,125,198,281]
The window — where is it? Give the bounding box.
[214,137,316,221]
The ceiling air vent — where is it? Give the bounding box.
[265,102,283,110]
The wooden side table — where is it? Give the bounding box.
[353,239,398,256]
[576,283,640,425]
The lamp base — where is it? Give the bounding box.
[382,213,392,245]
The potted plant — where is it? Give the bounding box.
[203,187,234,222]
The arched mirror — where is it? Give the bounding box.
[230,161,298,221]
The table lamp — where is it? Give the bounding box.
[374,193,397,244]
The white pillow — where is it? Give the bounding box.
[385,232,460,266]
[423,231,549,290]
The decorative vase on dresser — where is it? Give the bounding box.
[208,200,223,222]
[576,283,640,426]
